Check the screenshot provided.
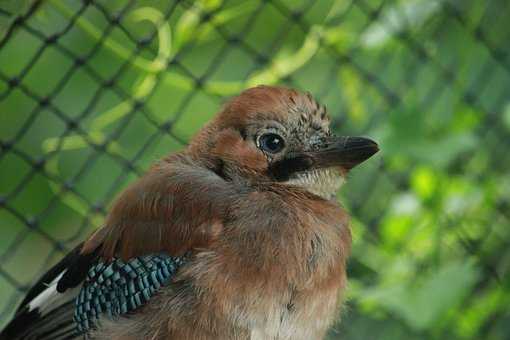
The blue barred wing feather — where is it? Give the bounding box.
[75,254,185,333]
[0,250,185,340]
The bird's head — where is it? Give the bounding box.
[189,85,379,199]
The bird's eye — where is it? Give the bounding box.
[258,133,285,153]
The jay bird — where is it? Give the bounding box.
[0,85,378,340]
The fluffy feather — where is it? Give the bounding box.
[1,86,378,340]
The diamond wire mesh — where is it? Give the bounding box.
[0,0,509,338]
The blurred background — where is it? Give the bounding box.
[0,0,509,339]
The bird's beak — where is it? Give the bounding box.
[269,136,379,181]
[309,136,379,170]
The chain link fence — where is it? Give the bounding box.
[0,0,509,339]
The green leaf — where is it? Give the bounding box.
[361,0,442,49]
[411,167,438,200]
[383,107,478,168]
[247,26,323,86]
[174,0,223,52]
[360,261,480,331]
[196,1,258,43]
[337,66,367,124]
[503,102,510,131]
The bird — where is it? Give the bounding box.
[0,85,378,340]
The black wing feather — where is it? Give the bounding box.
[0,243,98,340]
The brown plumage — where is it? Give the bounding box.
[1,85,378,340]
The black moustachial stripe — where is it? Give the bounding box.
[269,154,314,181]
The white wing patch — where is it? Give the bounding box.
[28,270,80,315]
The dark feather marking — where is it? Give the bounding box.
[38,320,76,339]
[1,242,88,340]
[1,301,76,340]
[18,244,82,310]
[57,246,100,293]
[269,154,314,181]
[0,307,40,339]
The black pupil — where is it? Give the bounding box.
[260,134,284,153]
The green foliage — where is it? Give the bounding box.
[360,260,480,331]
[0,0,509,339]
